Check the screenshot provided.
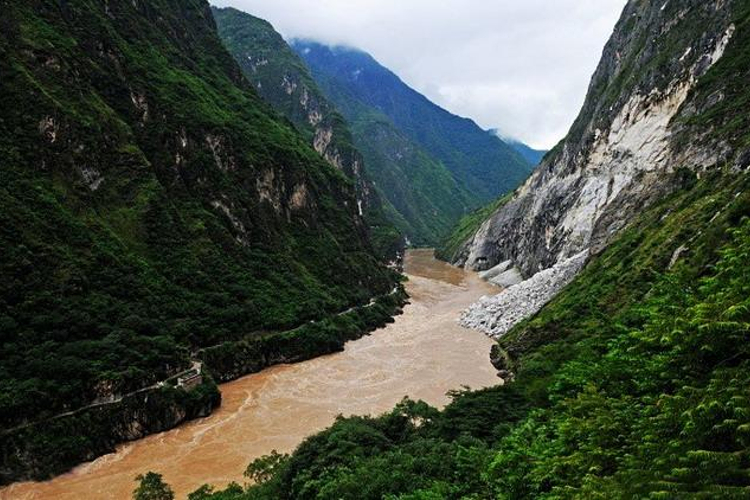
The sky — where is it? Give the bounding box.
[211,1,628,150]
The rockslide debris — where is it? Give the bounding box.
[460,250,589,338]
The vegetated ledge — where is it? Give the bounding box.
[0,287,408,486]
[199,285,408,383]
[0,377,221,486]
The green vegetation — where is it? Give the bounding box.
[435,194,512,262]
[211,7,403,259]
[198,288,407,382]
[3,377,220,482]
[293,41,532,245]
[679,1,750,151]
[294,42,532,204]
[183,167,750,500]
[301,65,477,245]
[211,8,340,150]
[211,8,493,247]
[0,0,399,482]
[348,113,476,245]
[134,472,175,500]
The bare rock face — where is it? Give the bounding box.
[488,267,524,288]
[454,0,739,337]
[211,6,402,258]
[461,250,588,338]
[478,260,513,281]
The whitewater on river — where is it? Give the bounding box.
[1,249,500,500]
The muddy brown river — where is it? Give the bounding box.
[1,249,499,499]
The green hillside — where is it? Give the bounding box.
[294,42,533,203]
[212,9,476,246]
[292,42,480,245]
[211,7,402,258]
[0,0,399,482]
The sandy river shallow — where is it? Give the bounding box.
[1,249,499,499]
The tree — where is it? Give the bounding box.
[133,472,174,500]
[244,450,288,484]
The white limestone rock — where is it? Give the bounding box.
[489,267,524,288]
[478,260,513,281]
[460,250,589,339]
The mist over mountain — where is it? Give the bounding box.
[489,129,548,166]
[293,41,534,203]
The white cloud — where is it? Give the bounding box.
[211,0,627,149]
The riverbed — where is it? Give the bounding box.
[1,249,499,499]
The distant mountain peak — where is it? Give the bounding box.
[293,39,534,203]
[488,129,548,166]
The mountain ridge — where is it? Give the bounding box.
[293,40,533,204]
[212,7,488,245]
[211,6,404,259]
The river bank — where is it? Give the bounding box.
[0,286,405,486]
[1,249,500,499]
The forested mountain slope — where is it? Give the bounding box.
[211,7,402,258]
[0,0,400,483]
[289,41,531,244]
[211,7,482,246]
[322,79,477,245]
[294,42,533,204]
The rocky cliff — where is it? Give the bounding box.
[211,7,403,258]
[1,380,220,483]
[454,0,748,336]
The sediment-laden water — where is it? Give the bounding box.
[1,249,499,499]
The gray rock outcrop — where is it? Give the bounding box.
[488,267,524,288]
[453,1,742,338]
[461,250,588,338]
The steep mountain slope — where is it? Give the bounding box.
[188,2,750,499]
[452,0,742,278]
[294,42,533,203]
[434,193,512,263]
[211,7,474,247]
[285,40,480,245]
[506,138,547,166]
[0,0,400,482]
[227,29,478,246]
[346,108,476,245]
[211,7,402,259]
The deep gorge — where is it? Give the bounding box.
[2,0,750,498]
